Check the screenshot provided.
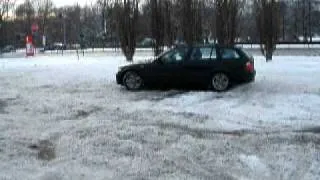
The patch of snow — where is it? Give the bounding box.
[1,51,320,179]
[239,154,271,179]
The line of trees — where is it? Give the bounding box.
[1,0,320,61]
[0,0,17,48]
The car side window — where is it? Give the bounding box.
[190,47,216,61]
[161,48,188,64]
[211,48,217,59]
[220,48,240,59]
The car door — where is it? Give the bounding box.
[143,47,189,86]
[217,47,244,79]
[182,46,218,86]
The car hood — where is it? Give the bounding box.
[119,59,154,70]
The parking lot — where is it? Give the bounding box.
[1,51,320,179]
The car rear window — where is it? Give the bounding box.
[240,48,253,58]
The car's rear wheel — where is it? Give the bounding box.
[211,73,230,92]
[123,71,143,90]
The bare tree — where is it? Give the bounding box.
[63,5,81,44]
[215,0,245,46]
[176,0,203,45]
[3,0,320,52]
[255,0,280,61]
[0,0,16,26]
[114,0,139,61]
[163,0,176,47]
[240,2,258,42]
[289,0,316,42]
[97,0,120,49]
[15,0,35,34]
[81,3,101,50]
[0,0,16,48]
[201,0,215,43]
[33,0,54,37]
[98,0,107,33]
[145,0,175,48]
[97,0,114,37]
[150,0,165,56]
[0,0,15,26]
[300,0,314,42]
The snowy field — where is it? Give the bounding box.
[0,50,320,180]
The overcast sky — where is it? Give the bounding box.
[51,0,90,7]
[16,0,90,7]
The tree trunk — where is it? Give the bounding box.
[255,0,280,62]
[151,0,165,56]
[116,0,139,62]
[215,0,244,46]
[178,0,202,45]
[0,15,3,49]
[266,42,273,61]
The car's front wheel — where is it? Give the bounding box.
[123,71,143,91]
[211,73,230,92]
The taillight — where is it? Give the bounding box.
[245,61,254,72]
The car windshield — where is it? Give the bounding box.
[154,49,170,59]
[156,47,188,64]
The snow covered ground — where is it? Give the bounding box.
[0,51,320,180]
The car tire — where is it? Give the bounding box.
[211,72,230,92]
[123,71,143,91]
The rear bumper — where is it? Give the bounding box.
[238,70,256,83]
[245,70,256,82]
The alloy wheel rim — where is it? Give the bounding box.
[125,72,142,90]
[212,73,229,91]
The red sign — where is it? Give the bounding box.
[26,35,35,56]
[31,23,39,32]
[26,35,33,43]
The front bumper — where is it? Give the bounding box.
[116,72,122,85]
